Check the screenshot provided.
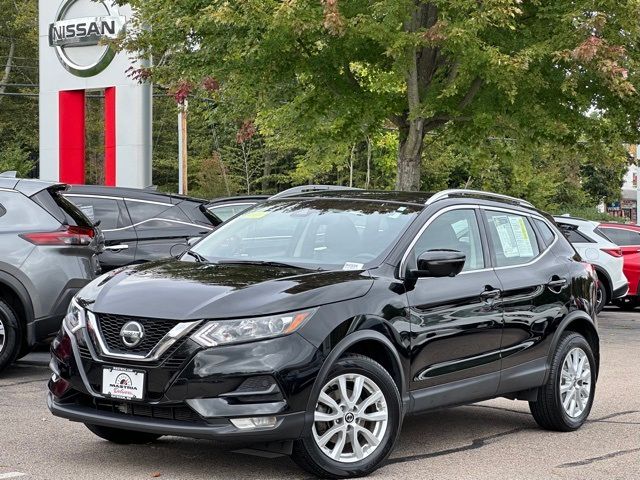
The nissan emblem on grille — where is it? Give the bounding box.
[120,321,145,348]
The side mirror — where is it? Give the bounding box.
[410,249,466,278]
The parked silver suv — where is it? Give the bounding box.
[0,175,103,372]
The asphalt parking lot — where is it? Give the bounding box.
[1,308,638,480]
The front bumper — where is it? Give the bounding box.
[48,393,306,442]
[48,323,322,442]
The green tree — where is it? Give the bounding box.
[118,0,640,191]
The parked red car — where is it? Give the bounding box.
[597,222,640,309]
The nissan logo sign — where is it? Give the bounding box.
[49,0,126,77]
[120,321,145,348]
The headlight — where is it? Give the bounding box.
[64,298,86,333]
[191,309,316,347]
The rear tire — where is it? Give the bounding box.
[613,297,638,310]
[0,299,21,373]
[595,281,607,314]
[291,354,401,479]
[85,424,162,444]
[529,332,596,431]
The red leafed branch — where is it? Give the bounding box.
[236,120,257,144]
[322,0,345,36]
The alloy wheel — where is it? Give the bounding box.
[560,347,592,418]
[313,373,388,463]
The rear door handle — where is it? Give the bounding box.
[480,288,502,301]
[547,277,567,291]
[104,244,129,252]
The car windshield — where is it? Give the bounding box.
[190,199,422,270]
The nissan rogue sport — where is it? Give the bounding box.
[48,189,599,478]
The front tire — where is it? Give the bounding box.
[0,299,20,373]
[292,354,401,479]
[85,424,162,444]
[529,332,596,431]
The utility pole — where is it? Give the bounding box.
[178,100,188,195]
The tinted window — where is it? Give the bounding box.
[485,211,540,267]
[599,227,640,246]
[412,209,484,272]
[208,203,256,222]
[66,196,128,230]
[125,200,171,224]
[31,188,93,227]
[535,219,556,247]
[557,224,592,244]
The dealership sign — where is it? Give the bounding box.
[48,0,126,77]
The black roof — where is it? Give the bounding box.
[67,185,209,204]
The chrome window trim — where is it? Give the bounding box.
[208,202,256,211]
[399,204,557,279]
[0,188,18,193]
[85,310,202,363]
[65,193,173,207]
[103,217,214,233]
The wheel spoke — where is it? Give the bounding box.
[355,425,380,447]
[562,390,573,410]
[351,376,364,407]
[357,390,382,412]
[560,382,572,394]
[314,410,341,423]
[318,391,340,412]
[338,376,350,405]
[358,410,387,422]
[316,424,343,448]
[329,430,347,460]
[350,428,364,460]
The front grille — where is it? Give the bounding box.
[91,398,201,423]
[96,313,179,355]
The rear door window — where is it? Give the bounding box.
[124,200,172,225]
[484,211,540,267]
[599,227,640,246]
[66,196,129,231]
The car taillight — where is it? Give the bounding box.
[601,248,623,258]
[20,225,95,246]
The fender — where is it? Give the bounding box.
[304,329,408,430]
[0,270,35,345]
[543,309,600,383]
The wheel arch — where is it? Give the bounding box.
[0,272,35,351]
[305,329,408,427]
[592,265,612,301]
[546,311,600,382]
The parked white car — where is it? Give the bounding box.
[554,216,628,313]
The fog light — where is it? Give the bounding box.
[230,416,278,430]
[48,374,71,398]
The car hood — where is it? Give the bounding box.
[80,260,374,320]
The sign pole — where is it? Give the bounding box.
[178,100,188,195]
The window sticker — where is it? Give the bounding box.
[78,205,95,222]
[493,215,534,258]
[493,216,520,258]
[241,210,269,220]
[343,262,364,271]
[508,216,534,257]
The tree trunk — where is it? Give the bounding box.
[396,118,424,191]
[0,39,15,105]
[365,136,372,189]
[348,143,356,187]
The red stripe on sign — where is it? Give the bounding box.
[104,87,116,186]
[59,90,86,184]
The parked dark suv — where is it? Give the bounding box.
[64,186,221,271]
[48,189,599,478]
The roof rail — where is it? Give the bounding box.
[0,171,18,178]
[426,189,534,208]
[270,185,362,200]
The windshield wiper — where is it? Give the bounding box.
[184,250,208,263]
[215,259,311,270]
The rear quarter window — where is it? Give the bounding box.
[31,188,93,227]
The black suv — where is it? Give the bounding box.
[48,189,599,478]
[64,186,221,271]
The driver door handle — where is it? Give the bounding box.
[480,287,502,301]
[547,276,567,291]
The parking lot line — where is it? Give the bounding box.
[0,473,26,479]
